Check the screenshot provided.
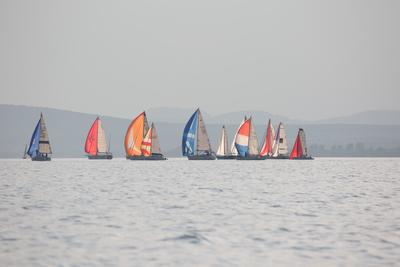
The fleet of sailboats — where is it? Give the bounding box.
[24,110,313,161]
[85,117,113,159]
[124,112,166,160]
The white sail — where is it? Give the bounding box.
[273,123,288,157]
[151,124,162,154]
[248,117,259,156]
[196,110,212,152]
[299,128,308,156]
[38,114,52,154]
[216,126,228,156]
[97,119,108,153]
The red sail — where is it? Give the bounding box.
[85,118,99,155]
[290,132,303,159]
[260,120,273,156]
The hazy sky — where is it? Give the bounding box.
[0,0,399,120]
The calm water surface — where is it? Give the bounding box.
[0,158,399,266]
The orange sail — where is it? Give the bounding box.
[141,127,152,156]
[290,132,303,159]
[124,112,148,156]
[85,117,99,156]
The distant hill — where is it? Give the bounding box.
[317,110,400,125]
[1,104,400,158]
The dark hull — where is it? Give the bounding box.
[216,155,236,160]
[88,154,113,160]
[292,156,314,160]
[188,154,216,160]
[31,155,51,161]
[236,156,265,160]
[269,155,290,159]
[126,154,167,160]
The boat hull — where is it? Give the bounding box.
[237,156,265,160]
[126,154,167,160]
[88,154,113,160]
[31,155,51,161]
[292,156,314,160]
[270,155,290,159]
[216,155,236,160]
[188,154,216,160]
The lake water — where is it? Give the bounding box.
[0,158,399,266]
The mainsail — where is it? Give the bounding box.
[248,117,259,156]
[38,114,52,154]
[125,112,149,156]
[260,119,275,157]
[197,110,212,152]
[151,124,162,155]
[216,126,228,156]
[97,119,108,153]
[272,123,288,157]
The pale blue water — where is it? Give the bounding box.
[0,158,399,266]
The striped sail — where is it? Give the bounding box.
[141,127,152,156]
[196,109,212,152]
[216,126,228,156]
[125,112,148,156]
[248,117,259,156]
[38,114,52,154]
[235,117,250,157]
[230,118,245,156]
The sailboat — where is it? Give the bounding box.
[125,112,166,160]
[271,122,289,159]
[85,117,113,159]
[27,113,52,161]
[22,144,28,159]
[290,128,313,160]
[182,108,216,160]
[235,116,264,160]
[216,126,235,159]
[259,119,275,159]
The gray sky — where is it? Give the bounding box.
[0,0,399,120]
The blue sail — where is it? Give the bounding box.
[182,110,198,156]
[27,119,41,158]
